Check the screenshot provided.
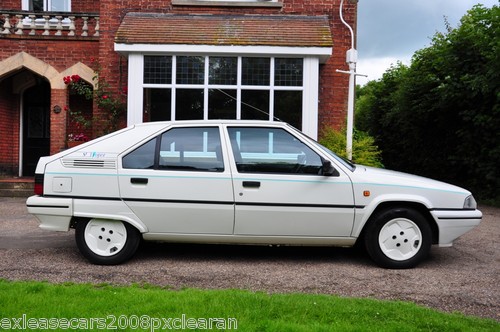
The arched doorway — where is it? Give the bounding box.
[22,79,51,176]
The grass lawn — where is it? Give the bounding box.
[0,280,498,331]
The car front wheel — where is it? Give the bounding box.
[75,219,140,265]
[364,207,432,269]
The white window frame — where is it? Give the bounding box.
[22,0,71,26]
[22,0,71,12]
[121,45,328,139]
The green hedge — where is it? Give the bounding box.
[319,127,384,168]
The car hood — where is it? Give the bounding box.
[352,165,471,196]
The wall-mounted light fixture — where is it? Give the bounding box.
[53,105,62,114]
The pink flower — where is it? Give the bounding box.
[68,133,89,142]
[71,74,81,82]
[102,95,108,99]
[63,76,71,85]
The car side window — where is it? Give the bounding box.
[122,138,156,169]
[227,127,323,174]
[122,127,224,172]
[158,127,224,172]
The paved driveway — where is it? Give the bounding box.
[0,197,498,321]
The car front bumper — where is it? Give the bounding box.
[26,195,73,232]
[432,209,482,246]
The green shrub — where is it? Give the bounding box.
[319,127,384,168]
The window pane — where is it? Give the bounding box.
[208,89,236,119]
[122,138,156,169]
[274,91,302,129]
[241,90,269,120]
[275,58,303,86]
[209,57,237,85]
[175,89,204,120]
[159,127,223,172]
[143,88,171,122]
[144,56,172,84]
[50,0,70,11]
[242,58,270,86]
[230,128,270,153]
[176,56,205,85]
[31,0,43,11]
[228,127,322,174]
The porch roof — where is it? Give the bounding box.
[115,13,333,48]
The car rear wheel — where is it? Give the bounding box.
[364,207,432,269]
[75,219,140,265]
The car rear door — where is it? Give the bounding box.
[225,125,355,237]
[118,125,235,234]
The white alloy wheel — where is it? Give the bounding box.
[378,217,422,261]
[84,219,128,257]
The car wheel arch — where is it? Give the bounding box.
[356,201,439,245]
[70,216,147,234]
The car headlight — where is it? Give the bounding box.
[463,195,477,209]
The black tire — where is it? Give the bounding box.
[364,207,432,269]
[75,218,141,265]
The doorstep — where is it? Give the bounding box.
[0,177,34,197]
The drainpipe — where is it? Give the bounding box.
[336,0,365,161]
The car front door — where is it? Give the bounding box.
[118,126,234,234]
[225,126,355,237]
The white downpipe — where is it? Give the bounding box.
[339,0,355,50]
[338,0,357,160]
[346,58,356,160]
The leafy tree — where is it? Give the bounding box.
[355,63,409,170]
[355,4,499,202]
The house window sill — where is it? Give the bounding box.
[172,0,283,8]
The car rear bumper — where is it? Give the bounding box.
[432,209,482,246]
[26,195,73,232]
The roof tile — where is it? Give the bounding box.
[115,13,333,48]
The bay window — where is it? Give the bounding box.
[142,55,305,130]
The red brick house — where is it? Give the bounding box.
[0,0,357,177]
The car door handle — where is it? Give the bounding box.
[131,177,148,185]
[243,181,260,188]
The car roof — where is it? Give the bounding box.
[132,119,290,128]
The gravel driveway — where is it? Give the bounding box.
[0,197,498,321]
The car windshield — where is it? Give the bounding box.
[286,124,356,172]
[316,143,356,171]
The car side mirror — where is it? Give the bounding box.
[322,159,340,177]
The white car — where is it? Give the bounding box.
[27,120,482,268]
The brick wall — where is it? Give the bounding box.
[0,39,99,73]
[1,0,21,9]
[0,79,19,175]
[73,0,100,12]
[50,89,68,154]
